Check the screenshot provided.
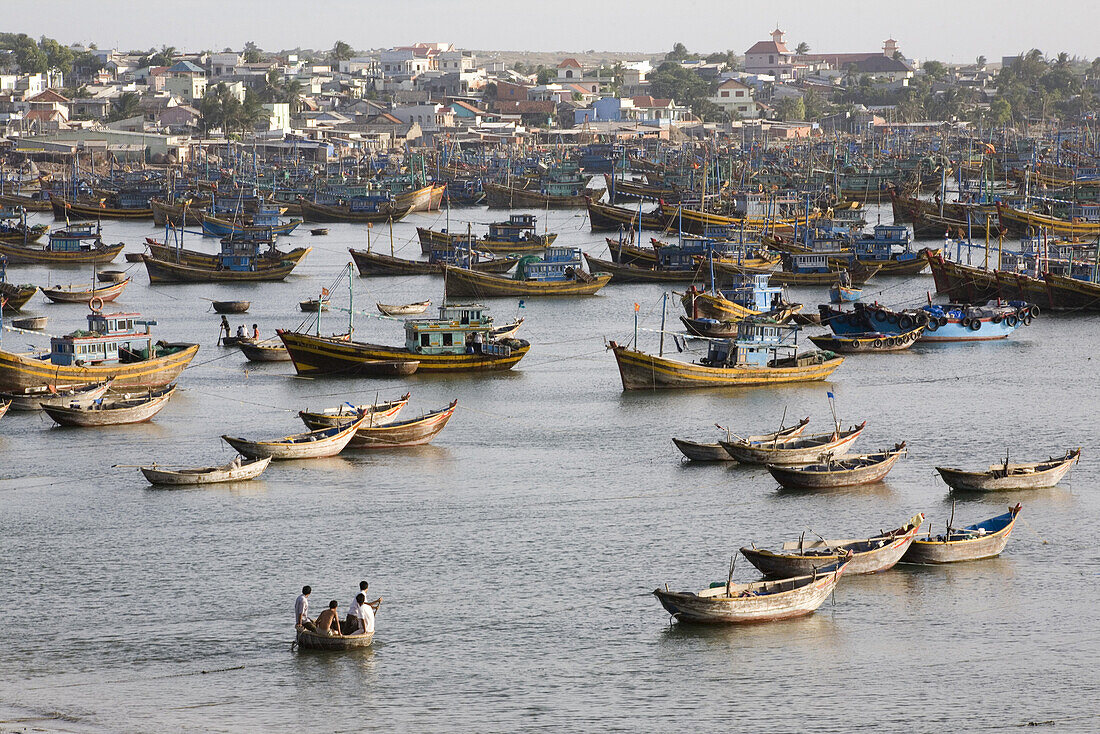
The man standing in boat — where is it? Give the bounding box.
[220,315,231,343]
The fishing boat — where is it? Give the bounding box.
[300,399,457,449]
[310,228,329,236]
[221,414,368,460]
[679,316,742,338]
[681,275,802,324]
[0,379,112,411]
[0,309,197,391]
[297,393,410,428]
[585,197,670,231]
[10,315,46,330]
[0,222,124,265]
[0,257,38,312]
[212,300,250,314]
[377,300,431,316]
[484,182,590,209]
[443,248,611,298]
[652,558,849,623]
[41,277,130,304]
[765,443,907,489]
[720,422,867,465]
[902,505,1022,564]
[935,449,1080,492]
[145,239,311,269]
[50,194,153,221]
[490,318,524,339]
[141,245,304,283]
[726,256,880,287]
[41,384,175,427]
[0,399,8,420]
[829,283,862,303]
[278,303,527,375]
[417,215,556,255]
[295,626,374,650]
[238,340,292,362]
[348,248,519,277]
[808,326,925,354]
[608,318,842,391]
[299,195,410,224]
[740,513,925,576]
[673,418,810,462]
[139,455,272,486]
[996,201,1100,238]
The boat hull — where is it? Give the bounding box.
[741,517,922,576]
[141,456,272,485]
[903,511,1019,564]
[0,240,123,265]
[296,627,374,650]
[0,344,198,391]
[653,566,845,623]
[142,254,302,283]
[443,266,611,298]
[278,330,526,374]
[765,448,904,488]
[41,387,174,426]
[935,451,1079,491]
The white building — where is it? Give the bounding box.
[745,28,798,81]
[709,78,758,118]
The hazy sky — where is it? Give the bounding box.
[7,0,1099,64]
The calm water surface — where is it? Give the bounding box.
[1,203,1098,732]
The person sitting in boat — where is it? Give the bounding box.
[295,585,312,630]
[343,580,382,633]
[314,600,342,637]
[236,324,246,340]
[347,593,376,636]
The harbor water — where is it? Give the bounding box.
[1,203,1098,732]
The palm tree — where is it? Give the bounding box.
[110,91,141,121]
[280,78,303,114]
[1054,51,1070,69]
[795,42,810,56]
[330,41,353,65]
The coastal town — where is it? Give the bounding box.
[1,18,1098,734]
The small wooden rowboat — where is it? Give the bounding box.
[41,277,130,304]
[300,400,457,449]
[829,283,862,303]
[212,300,251,314]
[673,418,811,462]
[222,414,367,459]
[309,228,329,236]
[765,443,907,489]
[741,513,925,577]
[300,298,330,312]
[653,558,850,623]
[96,270,128,283]
[139,456,272,485]
[490,318,524,340]
[41,385,175,427]
[238,340,292,362]
[0,379,113,411]
[377,300,431,316]
[935,449,1080,491]
[297,393,410,428]
[295,626,373,650]
[902,504,1022,564]
[809,327,925,354]
[720,422,866,465]
[10,315,47,330]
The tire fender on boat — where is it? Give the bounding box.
[873,339,883,348]
[926,320,938,332]
[969,319,982,331]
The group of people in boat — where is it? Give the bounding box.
[220,316,260,342]
[295,581,382,637]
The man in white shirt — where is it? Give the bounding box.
[343,581,382,634]
[294,585,312,629]
[349,593,375,636]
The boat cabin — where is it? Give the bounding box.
[787,253,832,274]
[718,273,784,312]
[487,214,539,242]
[405,304,510,356]
[48,223,102,252]
[704,319,799,367]
[517,247,583,281]
[853,224,912,261]
[49,311,155,366]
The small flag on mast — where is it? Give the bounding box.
[827,391,835,400]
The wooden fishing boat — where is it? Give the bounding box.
[0,190,51,212]
[583,254,704,284]
[142,254,301,283]
[417,223,556,255]
[652,559,849,623]
[935,449,1080,492]
[586,197,670,231]
[238,340,292,362]
[348,249,519,277]
[720,422,866,465]
[808,327,925,354]
[765,443,907,488]
[0,313,197,391]
[442,252,612,298]
[299,298,330,312]
[490,318,524,340]
[996,202,1100,237]
[212,300,250,314]
[41,277,130,304]
[297,393,410,428]
[300,399,457,449]
[299,198,410,223]
[0,399,8,420]
[902,505,1022,564]
[219,335,253,348]
[681,287,802,323]
[608,338,842,391]
[139,455,272,486]
[0,238,124,265]
[741,513,925,577]
[830,283,862,303]
[0,379,112,411]
[673,418,810,462]
[41,384,175,427]
[377,300,431,316]
[145,241,311,268]
[279,304,528,375]
[295,626,374,650]
[51,195,153,220]
[679,316,741,338]
[1,282,39,313]
[221,414,367,459]
[310,228,329,236]
[720,260,881,287]
[10,315,46,330]
[484,182,589,208]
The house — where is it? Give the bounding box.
[157,104,201,130]
[24,108,68,132]
[557,58,583,81]
[162,61,207,103]
[26,89,71,121]
[388,103,454,132]
[574,96,624,125]
[262,102,291,132]
[209,52,242,77]
[709,79,758,118]
[494,81,530,102]
[491,99,555,125]
[797,39,915,83]
[745,28,797,80]
[449,100,484,125]
[624,96,692,124]
[71,97,111,120]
